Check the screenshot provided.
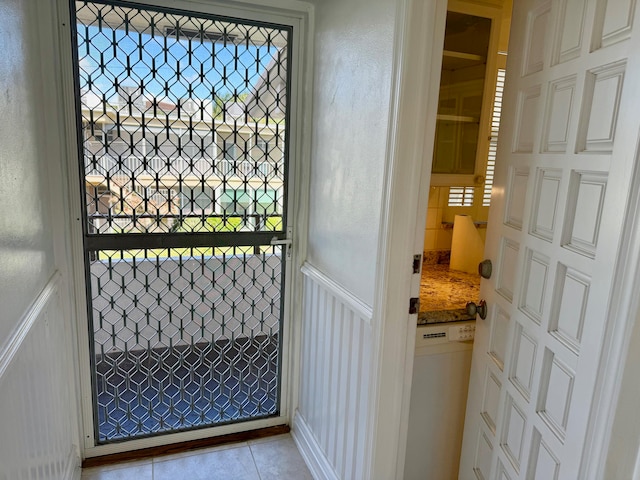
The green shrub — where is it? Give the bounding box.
[265,216,283,231]
[171,215,283,233]
[206,216,244,232]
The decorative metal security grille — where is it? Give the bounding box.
[91,247,281,440]
[72,1,291,443]
[76,1,288,235]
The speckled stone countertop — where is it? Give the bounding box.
[418,263,480,324]
[418,309,475,325]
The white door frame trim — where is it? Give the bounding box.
[54,0,313,458]
[373,1,640,479]
[367,0,448,478]
[581,134,640,479]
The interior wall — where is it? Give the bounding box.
[293,0,399,478]
[0,0,56,343]
[304,0,397,306]
[604,305,640,479]
[0,1,80,478]
[422,186,489,255]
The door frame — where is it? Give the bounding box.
[366,0,447,477]
[54,0,314,458]
[376,0,640,478]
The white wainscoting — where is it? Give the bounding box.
[293,263,374,480]
[0,272,80,480]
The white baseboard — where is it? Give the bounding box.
[63,446,81,480]
[292,411,340,480]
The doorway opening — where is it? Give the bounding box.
[71,0,293,446]
[404,2,512,477]
[419,2,510,325]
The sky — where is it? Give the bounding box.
[77,19,282,104]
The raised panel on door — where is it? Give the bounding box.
[459,0,640,477]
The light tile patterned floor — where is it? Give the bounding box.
[81,434,313,480]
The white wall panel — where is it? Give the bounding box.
[0,1,81,477]
[293,265,373,480]
[0,275,80,480]
[304,0,397,305]
[0,0,56,346]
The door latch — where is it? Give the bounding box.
[271,228,293,259]
[409,297,420,314]
[412,254,422,274]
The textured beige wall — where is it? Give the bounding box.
[306,0,397,306]
[0,0,56,344]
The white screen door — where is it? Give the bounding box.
[460,0,640,477]
[70,0,294,448]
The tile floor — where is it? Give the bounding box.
[81,434,313,480]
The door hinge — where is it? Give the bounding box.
[412,254,422,274]
[409,297,420,314]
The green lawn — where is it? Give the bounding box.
[96,215,284,260]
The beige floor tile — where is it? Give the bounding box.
[250,436,313,480]
[247,433,291,446]
[153,444,260,480]
[81,461,152,480]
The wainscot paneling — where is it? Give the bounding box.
[293,263,374,480]
[0,272,80,480]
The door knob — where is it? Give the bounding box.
[478,259,492,279]
[466,300,487,320]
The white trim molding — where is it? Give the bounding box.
[301,262,374,322]
[296,263,374,479]
[56,0,314,455]
[292,411,340,480]
[64,445,82,480]
[0,270,81,480]
[0,271,61,379]
[582,137,640,479]
[367,0,448,478]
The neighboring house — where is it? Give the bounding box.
[244,47,287,121]
[81,88,284,233]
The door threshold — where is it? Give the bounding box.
[82,424,290,469]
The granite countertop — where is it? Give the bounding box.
[418,263,480,324]
[418,308,474,325]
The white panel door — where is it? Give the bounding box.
[459,0,640,478]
